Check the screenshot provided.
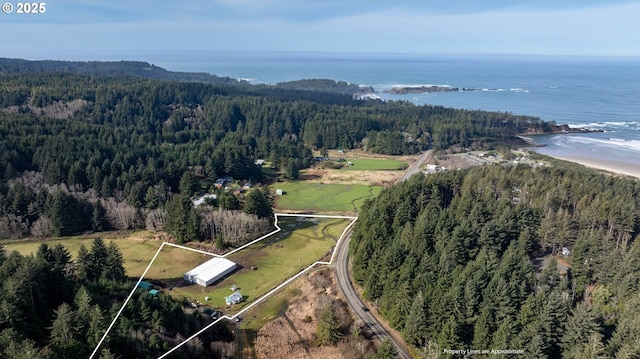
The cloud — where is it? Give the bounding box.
[1,0,639,57]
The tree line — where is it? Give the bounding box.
[350,160,640,357]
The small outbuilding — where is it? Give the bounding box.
[184,257,238,287]
[225,291,243,305]
[138,281,153,290]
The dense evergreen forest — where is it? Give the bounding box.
[0,58,239,84]
[0,238,233,358]
[350,163,640,358]
[0,62,553,240]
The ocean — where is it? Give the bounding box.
[151,52,640,170]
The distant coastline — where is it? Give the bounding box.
[383,85,460,94]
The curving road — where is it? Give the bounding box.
[334,231,412,359]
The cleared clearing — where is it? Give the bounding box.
[168,217,349,311]
[1,231,163,278]
[271,182,382,212]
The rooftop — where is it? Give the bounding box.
[185,257,237,282]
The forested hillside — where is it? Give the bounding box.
[350,163,640,357]
[0,58,238,84]
[0,69,553,240]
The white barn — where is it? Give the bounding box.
[184,257,237,287]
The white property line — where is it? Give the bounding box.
[160,214,358,358]
[222,214,282,257]
[88,213,357,359]
[89,241,168,359]
[163,242,224,257]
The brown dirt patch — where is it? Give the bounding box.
[432,153,481,170]
[254,270,362,359]
[301,168,401,186]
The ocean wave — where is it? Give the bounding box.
[375,84,529,94]
[383,83,454,89]
[477,88,529,93]
[567,121,639,130]
[564,135,640,152]
[236,77,258,82]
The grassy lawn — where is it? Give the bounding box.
[2,217,351,317]
[271,182,382,212]
[1,231,162,278]
[241,284,303,332]
[143,245,215,283]
[170,217,348,311]
[342,158,407,171]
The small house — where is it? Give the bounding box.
[148,289,159,296]
[562,247,571,256]
[275,189,283,196]
[242,182,252,190]
[225,291,243,305]
[426,164,437,172]
[255,159,265,166]
[347,161,353,166]
[214,178,226,189]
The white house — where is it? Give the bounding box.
[562,247,571,256]
[184,257,237,287]
[225,291,243,305]
[192,193,217,207]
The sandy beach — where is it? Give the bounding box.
[542,153,640,180]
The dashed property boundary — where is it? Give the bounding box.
[88,213,358,359]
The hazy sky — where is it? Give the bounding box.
[2,0,639,60]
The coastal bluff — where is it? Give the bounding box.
[522,123,603,135]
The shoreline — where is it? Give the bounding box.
[532,151,640,179]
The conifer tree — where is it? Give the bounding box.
[316,304,343,346]
[404,291,427,347]
[243,188,272,219]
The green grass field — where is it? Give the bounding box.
[1,232,162,278]
[271,182,382,212]
[342,158,407,171]
[241,284,303,332]
[170,217,349,311]
[2,217,351,316]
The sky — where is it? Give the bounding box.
[1,0,640,60]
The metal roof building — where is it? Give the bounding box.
[225,291,243,305]
[184,257,237,287]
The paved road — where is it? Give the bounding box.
[334,231,412,359]
[397,149,433,183]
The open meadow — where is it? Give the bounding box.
[271,182,382,212]
[2,216,351,313]
[167,217,350,310]
[1,231,163,278]
[341,158,407,171]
